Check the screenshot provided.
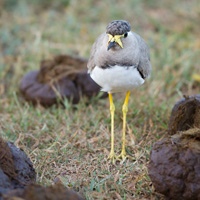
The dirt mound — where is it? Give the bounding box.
[20,54,107,106]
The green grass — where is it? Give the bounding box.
[0,0,200,199]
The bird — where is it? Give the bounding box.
[87,20,151,163]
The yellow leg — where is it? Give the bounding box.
[117,91,130,161]
[108,93,116,163]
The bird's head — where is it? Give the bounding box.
[106,20,131,51]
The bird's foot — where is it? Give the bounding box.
[108,151,117,164]
[117,150,127,163]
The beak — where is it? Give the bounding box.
[107,33,123,51]
[107,41,116,51]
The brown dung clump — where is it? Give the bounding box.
[37,55,88,83]
[20,54,106,106]
[168,95,200,135]
[0,138,16,179]
[3,182,84,200]
[149,95,200,200]
[0,138,36,198]
[0,138,84,200]
[149,128,200,200]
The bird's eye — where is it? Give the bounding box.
[124,32,128,38]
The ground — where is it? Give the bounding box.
[0,0,200,199]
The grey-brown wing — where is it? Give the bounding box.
[87,33,105,73]
[134,32,151,79]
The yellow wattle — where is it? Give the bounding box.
[107,33,123,48]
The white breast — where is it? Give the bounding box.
[90,65,145,93]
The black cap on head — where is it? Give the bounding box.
[106,20,131,36]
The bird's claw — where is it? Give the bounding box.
[108,150,128,164]
[108,151,117,164]
[117,151,127,163]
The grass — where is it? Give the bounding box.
[0,0,200,199]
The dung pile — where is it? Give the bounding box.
[0,138,84,200]
[148,95,200,200]
[168,95,200,135]
[0,138,36,198]
[2,183,84,200]
[20,54,107,106]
